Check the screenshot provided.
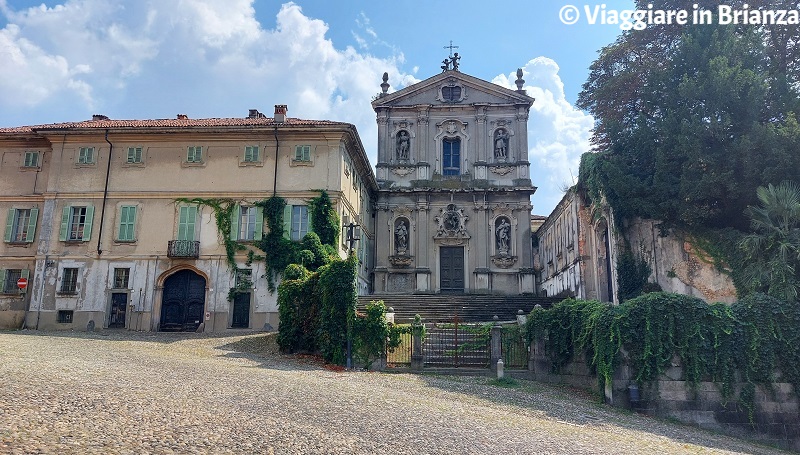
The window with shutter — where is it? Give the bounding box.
[187,146,203,163]
[294,145,311,162]
[23,151,39,167]
[62,206,93,241]
[118,205,137,241]
[4,208,37,243]
[177,206,198,241]
[244,146,259,163]
[78,147,95,164]
[127,147,143,164]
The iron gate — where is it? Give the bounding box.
[423,322,491,368]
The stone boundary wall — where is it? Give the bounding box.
[523,340,800,451]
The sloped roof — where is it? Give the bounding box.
[0,117,348,134]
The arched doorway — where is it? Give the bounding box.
[160,269,206,332]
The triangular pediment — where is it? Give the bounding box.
[372,70,534,109]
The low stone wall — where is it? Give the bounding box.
[526,340,800,451]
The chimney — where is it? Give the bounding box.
[92,114,109,121]
[274,105,287,123]
[177,114,188,120]
[248,109,265,119]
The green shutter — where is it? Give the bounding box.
[0,270,5,291]
[118,207,127,240]
[119,206,135,241]
[308,206,314,233]
[21,269,29,279]
[83,205,94,241]
[254,207,264,241]
[59,206,70,241]
[26,208,38,242]
[188,206,197,241]
[178,206,197,241]
[4,209,13,242]
[230,205,240,241]
[282,205,291,240]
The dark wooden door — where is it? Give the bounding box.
[109,292,127,328]
[161,270,206,332]
[231,293,250,328]
[440,246,465,293]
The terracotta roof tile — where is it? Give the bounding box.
[0,117,348,133]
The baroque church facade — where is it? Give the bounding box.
[371,61,537,295]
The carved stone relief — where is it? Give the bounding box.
[489,165,515,176]
[433,203,470,244]
[391,166,415,177]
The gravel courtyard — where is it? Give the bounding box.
[0,331,792,455]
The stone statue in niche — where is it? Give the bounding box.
[496,217,511,255]
[494,128,509,160]
[395,218,409,254]
[396,130,410,161]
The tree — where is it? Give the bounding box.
[740,181,800,302]
[578,2,800,230]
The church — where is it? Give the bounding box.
[371,55,537,296]
[0,56,538,332]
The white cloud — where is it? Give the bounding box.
[0,0,415,167]
[493,57,594,214]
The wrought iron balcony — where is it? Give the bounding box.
[167,240,200,258]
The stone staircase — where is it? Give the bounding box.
[357,294,560,323]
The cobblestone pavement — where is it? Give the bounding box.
[0,330,792,454]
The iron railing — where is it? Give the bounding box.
[167,240,200,258]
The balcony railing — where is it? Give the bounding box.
[167,240,200,258]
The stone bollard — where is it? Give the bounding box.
[410,315,424,371]
[490,315,502,372]
[497,358,505,379]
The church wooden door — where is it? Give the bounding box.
[440,246,465,293]
[160,270,206,332]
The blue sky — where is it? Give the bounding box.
[0,0,633,214]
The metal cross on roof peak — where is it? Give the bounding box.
[444,40,459,58]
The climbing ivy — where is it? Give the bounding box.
[615,247,659,302]
[352,300,405,369]
[175,197,242,270]
[525,293,800,420]
[317,253,358,364]
[307,189,340,247]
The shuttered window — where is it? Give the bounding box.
[244,146,259,162]
[78,147,95,164]
[117,205,137,241]
[127,147,143,164]
[177,206,198,241]
[4,208,38,243]
[59,206,94,242]
[187,146,203,163]
[294,145,311,161]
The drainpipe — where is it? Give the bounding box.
[272,104,286,196]
[98,130,113,255]
[273,125,279,196]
